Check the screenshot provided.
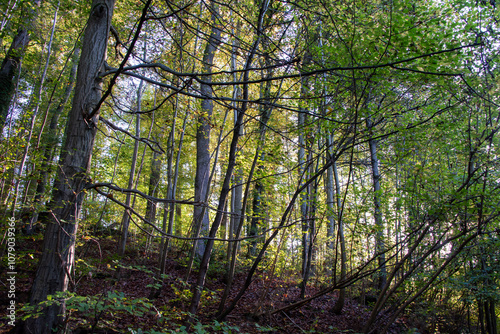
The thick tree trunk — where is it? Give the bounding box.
[23,1,114,332]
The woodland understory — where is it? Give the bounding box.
[0,234,479,333]
[0,0,499,333]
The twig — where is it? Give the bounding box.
[281,310,306,333]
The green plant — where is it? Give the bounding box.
[166,320,241,333]
[404,328,421,334]
[21,290,156,331]
[128,329,164,334]
[255,323,277,332]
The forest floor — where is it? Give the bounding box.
[0,233,412,334]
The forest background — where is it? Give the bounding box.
[0,0,499,333]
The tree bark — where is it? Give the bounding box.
[228,14,243,262]
[23,1,114,332]
[192,0,222,259]
[145,150,161,224]
[367,116,387,292]
[188,0,270,319]
[325,158,335,255]
[331,160,346,314]
[0,0,41,129]
[227,27,243,268]
[119,82,143,256]
[249,65,272,257]
[26,48,80,235]
[298,48,314,298]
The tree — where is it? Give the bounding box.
[23,1,115,331]
[0,0,41,129]
[366,114,387,292]
[27,47,80,234]
[118,80,144,256]
[190,0,222,260]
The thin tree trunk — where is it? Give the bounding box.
[218,57,276,313]
[23,1,114,332]
[10,2,58,215]
[119,80,143,255]
[249,55,272,257]
[188,0,270,319]
[301,145,319,298]
[367,116,387,292]
[249,166,263,256]
[325,157,335,256]
[191,0,222,259]
[27,44,79,235]
[298,48,313,298]
[488,300,497,334]
[158,84,182,280]
[217,143,344,320]
[332,160,346,314]
[0,0,41,128]
[479,300,486,334]
[145,150,161,224]
[159,130,173,261]
[298,109,308,285]
[228,24,242,264]
[227,13,243,263]
[143,90,161,231]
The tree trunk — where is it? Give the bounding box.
[298,110,308,279]
[10,2,58,214]
[332,160,346,314]
[479,300,486,334]
[23,1,114,332]
[188,0,269,318]
[488,300,497,334]
[218,65,273,312]
[119,83,143,255]
[192,0,222,259]
[249,166,264,256]
[224,12,242,281]
[325,157,335,256]
[0,0,41,129]
[158,85,183,283]
[228,16,243,261]
[298,48,313,298]
[26,48,80,235]
[367,116,387,292]
[249,93,271,256]
[145,150,161,224]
